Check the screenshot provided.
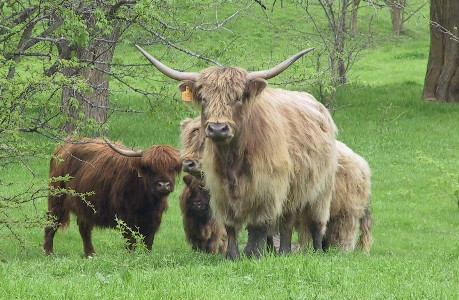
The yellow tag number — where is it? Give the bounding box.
[182,86,193,102]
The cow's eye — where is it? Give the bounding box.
[200,96,208,104]
[191,128,199,135]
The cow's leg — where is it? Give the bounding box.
[225,225,240,260]
[244,224,267,258]
[266,223,278,253]
[308,180,333,252]
[309,214,329,252]
[77,219,95,256]
[143,232,155,251]
[322,236,330,251]
[279,211,295,254]
[266,235,274,253]
[43,194,68,255]
[310,221,326,251]
[43,215,59,255]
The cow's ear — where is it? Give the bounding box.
[178,81,193,92]
[179,81,198,103]
[135,168,143,178]
[247,78,267,98]
[183,174,193,186]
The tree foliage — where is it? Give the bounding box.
[0,0,248,239]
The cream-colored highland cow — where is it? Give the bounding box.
[181,117,372,254]
[297,141,372,253]
[137,46,338,260]
[180,116,280,253]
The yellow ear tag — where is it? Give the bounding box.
[181,86,193,102]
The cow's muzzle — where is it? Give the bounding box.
[155,181,173,194]
[182,160,202,178]
[206,122,232,143]
[192,201,208,211]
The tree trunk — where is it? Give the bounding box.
[78,27,120,125]
[423,0,459,103]
[336,0,349,84]
[350,0,361,36]
[60,25,121,135]
[387,0,405,35]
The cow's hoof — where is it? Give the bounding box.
[243,246,263,259]
[225,248,240,260]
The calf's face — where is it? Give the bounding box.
[182,175,210,216]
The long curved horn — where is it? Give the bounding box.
[247,48,315,80]
[135,45,199,81]
[104,139,143,157]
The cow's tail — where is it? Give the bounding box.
[357,204,372,253]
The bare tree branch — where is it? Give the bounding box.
[137,21,222,66]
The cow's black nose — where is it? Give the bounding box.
[157,182,171,192]
[206,122,230,141]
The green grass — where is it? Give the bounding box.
[2,2,459,299]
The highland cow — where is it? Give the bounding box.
[43,138,181,256]
[180,117,372,254]
[137,46,338,259]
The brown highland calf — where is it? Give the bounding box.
[43,138,181,256]
[179,174,227,254]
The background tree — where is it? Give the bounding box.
[423,0,459,103]
[291,0,375,106]
[1,1,236,137]
[350,0,361,35]
[386,0,406,35]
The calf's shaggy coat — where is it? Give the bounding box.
[179,174,227,254]
[43,138,181,256]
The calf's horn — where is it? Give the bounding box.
[247,48,315,80]
[135,45,199,81]
[104,139,143,157]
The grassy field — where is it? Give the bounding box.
[1,2,459,299]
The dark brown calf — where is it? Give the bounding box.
[179,174,227,254]
[43,138,181,256]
